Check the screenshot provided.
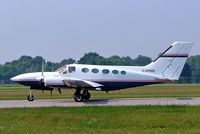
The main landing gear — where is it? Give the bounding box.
[26,88,91,102]
[73,89,91,102]
[27,89,35,101]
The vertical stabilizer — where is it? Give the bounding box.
[144,42,193,80]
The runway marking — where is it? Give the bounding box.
[0,97,199,108]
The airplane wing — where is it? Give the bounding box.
[62,78,103,88]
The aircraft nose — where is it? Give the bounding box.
[10,73,42,86]
[10,76,17,82]
[10,74,25,82]
[10,73,38,82]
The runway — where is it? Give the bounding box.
[0,97,200,108]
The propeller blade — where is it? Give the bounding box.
[58,88,62,94]
[41,60,46,87]
[42,61,44,79]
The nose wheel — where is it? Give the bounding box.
[73,89,91,102]
[27,89,35,101]
[27,94,35,101]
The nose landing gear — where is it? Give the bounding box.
[27,89,35,101]
[73,89,91,102]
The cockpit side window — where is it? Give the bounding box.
[68,66,76,73]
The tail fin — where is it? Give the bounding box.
[144,41,193,80]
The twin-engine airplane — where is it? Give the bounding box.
[11,42,193,102]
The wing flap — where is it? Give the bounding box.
[62,78,103,88]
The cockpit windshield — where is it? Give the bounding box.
[55,66,66,73]
[56,65,76,74]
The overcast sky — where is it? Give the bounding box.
[0,0,199,64]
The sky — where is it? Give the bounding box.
[0,0,199,64]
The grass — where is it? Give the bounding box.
[1,106,200,134]
[0,84,200,100]
[0,84,200,134]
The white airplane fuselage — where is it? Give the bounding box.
[10,41,193,102]
[11,64,170,91]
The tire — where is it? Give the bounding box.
[84,92,91,100]
[82,90,91,100]
[27,94,34,101]
[74,94,83,102]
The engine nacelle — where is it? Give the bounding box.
[44,76,64,87]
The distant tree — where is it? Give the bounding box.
[133,55,152,66]
[78,52,104,65]
[181,63,192,77]
[104,56,121,65]
[60,58,75,66]
[121,56,136,66]
[187,55,200,77]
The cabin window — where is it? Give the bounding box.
[121,71,126,75]
[82,68,89,73]
[102,69,109,74]
[92,68,99,73]
[68,66,76,73]
[112,70,119,74]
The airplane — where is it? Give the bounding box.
[11,41,193,102]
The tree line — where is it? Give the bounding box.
[0,52,199,84]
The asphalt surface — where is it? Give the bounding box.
[0,97,200,108]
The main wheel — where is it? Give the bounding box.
[82,90,91,100]
[27,94,34,101]
[74,94,83,102]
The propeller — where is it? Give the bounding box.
[41,60,61,96]
[41,60,46,93]
[42,60,44,81]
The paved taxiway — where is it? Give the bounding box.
[0,97,200,108]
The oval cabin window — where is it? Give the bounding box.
[92,68,99,73]
[121,71,126,75]
[82,68,89,73]
[102,69,110,74]
[112,70,119,74]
